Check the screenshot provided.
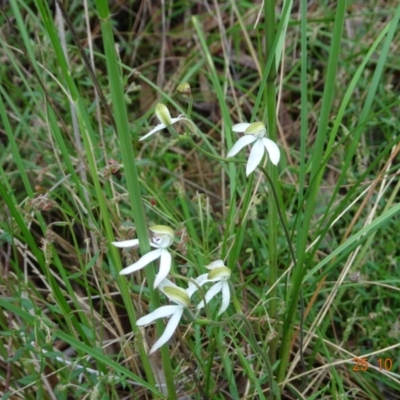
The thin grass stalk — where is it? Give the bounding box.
[33,0,161,388]
[191,16,238,258]
[298,0,308,241]
[292,18,400,301]
[54,2,103,296]
[277,0,348,383]
[0,34,101,349]
[263,0,279,370]
[0,93,32,198]
[301,167,400,374]
[0,10,98,351]
[227,175,254,270]
[303,201,400,281]
[300,11,400,368]
[315,5,400,241]
[218,331,240,398]
[0,33,93,220]
[0,183,96,356]
[6,0,97,230]
[94,1,177,396]
[252,0,292,121]
[31,0,138,358]
[0,298,164,396]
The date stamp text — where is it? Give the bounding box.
[352,357,393,372]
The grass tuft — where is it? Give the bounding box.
[1,1,400,399]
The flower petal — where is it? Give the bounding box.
[119,248,162,275]
[218,282,231,315]
[197,281,223,309]
[149,308,184,354]
[158,278,176,292]
[170,117,183,125]
[136,305,181,326]
[157,234,174,248]
[246,138,265,176]
[232,123,251,132]
[193,273,210,287]
[112,239,139,248]
[205,260,225,270]
[227,135,257,158]
[139,123,167,141]
[184,273,209,298]
[153,249,172,288]
[262,138,280,166]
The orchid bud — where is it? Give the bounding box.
[177,82,192,99]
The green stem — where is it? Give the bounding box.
[95,1,176,397]
[263,0,279,369]
[187,96,193,119]
[227,176,254,268]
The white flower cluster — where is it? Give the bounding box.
[113,103,280,353]
[113,226,231,354]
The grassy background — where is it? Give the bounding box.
[0,0,400,399]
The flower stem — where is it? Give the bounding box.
[263,0,279,371]
[227,175,254,268]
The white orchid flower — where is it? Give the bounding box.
[112,225,174,289]
[227,122,280,176]
[140,103,195,141]
[196,260,232,316]
[136,278,198,354]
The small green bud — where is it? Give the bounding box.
[177,82,192,99]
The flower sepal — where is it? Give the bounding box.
[155,103,173,126]
[243,121,266,137]
[207,266,231,281]
[163,286,190,307]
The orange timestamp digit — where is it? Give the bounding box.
[378,358,393,371]
[352,357,393,371]
[352,357,369,371]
